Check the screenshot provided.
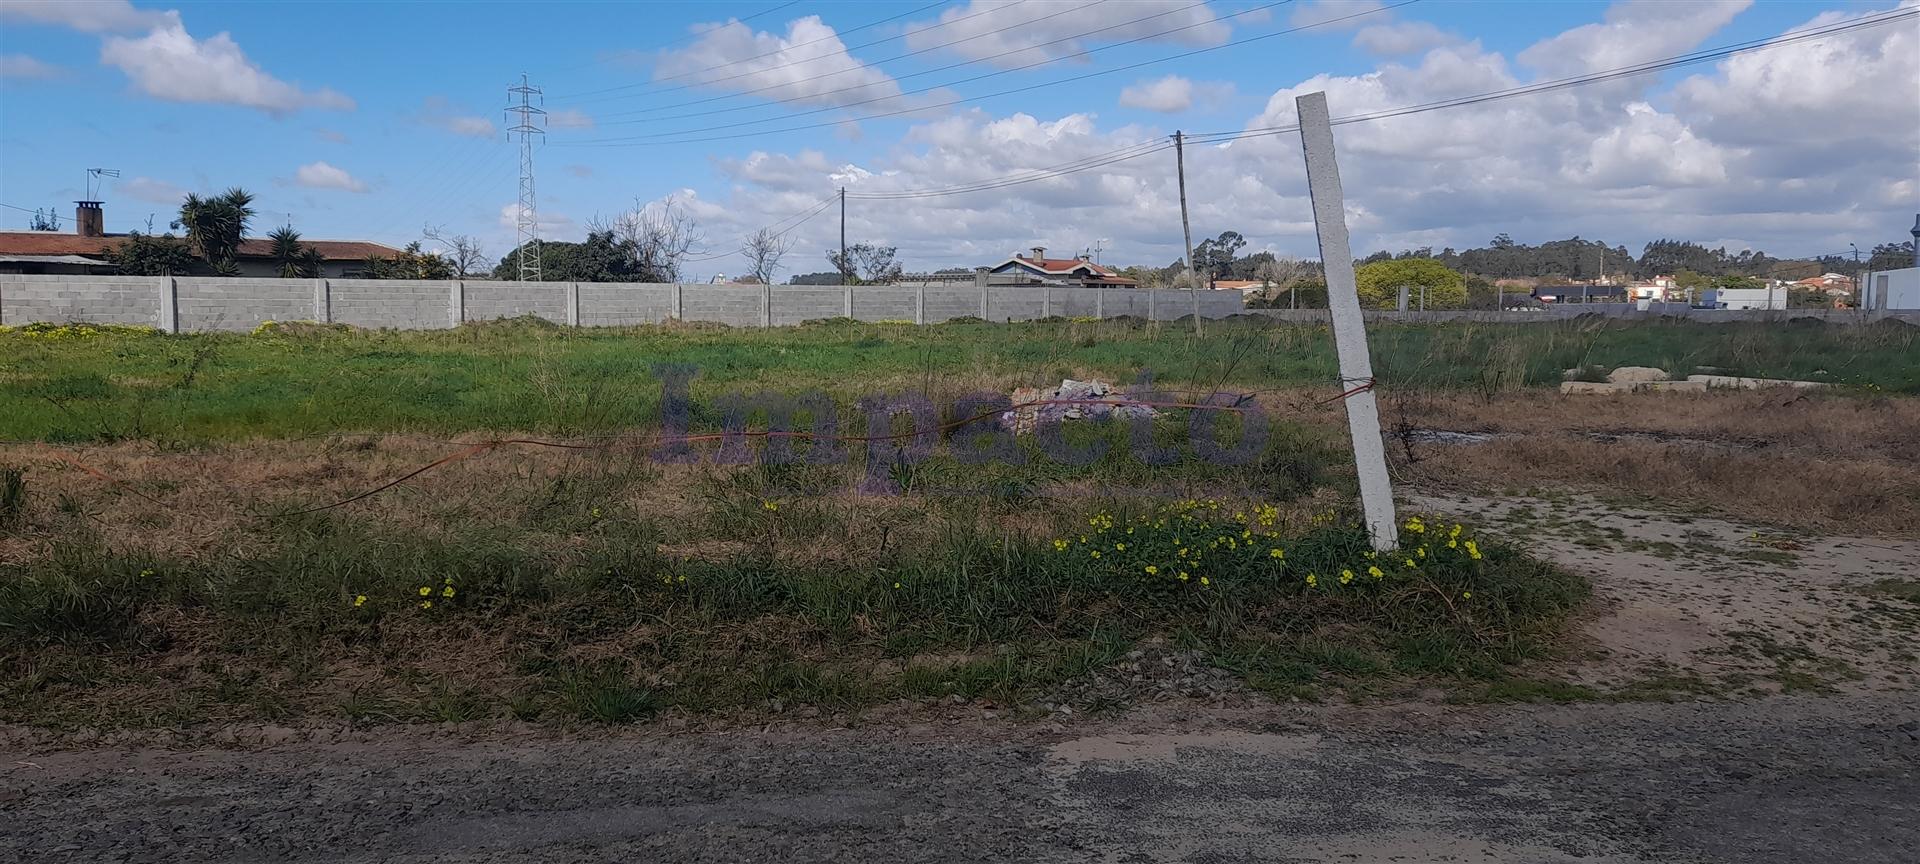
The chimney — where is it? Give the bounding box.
[1031,246,1046,262]
[75,201,104,238]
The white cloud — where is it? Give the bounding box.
[653,15,910,111]
[121,176,189,205]
[100,22,354,116]
[1518,0,1750,77]
[1353,20,1460,56]
[417,97,497,138]
[1120,75,1234,113]
[496,203,575,236]
[0,0,176,34]
[678,1,1919,270]
[549,108,594,129]
[292,161,369,193]
[0,53,61,79]
[905,0,1233,68]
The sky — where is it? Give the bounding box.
[0,0,1915,281]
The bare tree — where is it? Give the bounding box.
[604,196,704,283]
[421,225,489,278]
[741,226,793,286]
[1253,255,1317,301]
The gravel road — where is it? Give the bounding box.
[5,692,1916,863]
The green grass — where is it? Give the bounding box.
[3,316,1915,443]
[0,497,1589,728]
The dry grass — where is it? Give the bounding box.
[1383,389,1920,536]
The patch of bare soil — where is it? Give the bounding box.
[1415,492,1920,697]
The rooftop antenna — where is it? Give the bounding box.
[85,168,120,200]
[504,74,546,282]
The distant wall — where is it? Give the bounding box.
[20,273,1907,333]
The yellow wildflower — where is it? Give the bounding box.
[420,600,433,609]
[1268,548,1284,559]
[1305,573,1319,587]
[418,586,432,597]
[1053,539,1069,551]
[1340,569,1354,585]
[1461,591,1472,599]
[1367,565,1384,579]
[1091,550,1102,559]
[1199,576,1210,586]
[441,586,455,598]
[1145,565,1159,575]
[353,595,366,607]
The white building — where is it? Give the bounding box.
[1860,267,1920,311]
[1704,286,1788,310]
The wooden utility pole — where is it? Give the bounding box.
[1297,91,1398,552]
[1173,130,1200,334]
[838,187,848,286]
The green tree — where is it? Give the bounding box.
[1354,258,1466,309]
[365,242,455,280]
[491,232,646,282]
[106,233,197,276]
[267,226,325,278]
[826,243,902,285]
[1191,230,1245,283]
[173,187,255,271]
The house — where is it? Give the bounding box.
[1627,274,1677,301]
[1700,286,1788,310]
[987,247,1138,288]
[1792,273,1856,296]
[1532,284,1629,303]
[1860,267,1920,311]
[0,202,400,278]
[1210,279,1266,295]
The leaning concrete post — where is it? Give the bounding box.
[1297,91,1398,551]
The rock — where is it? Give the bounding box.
[1606,366,1668,383]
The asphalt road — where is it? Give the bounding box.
[5,693,1916,863]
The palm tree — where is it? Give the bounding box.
[173,187,256,272]
[267,226,324,278]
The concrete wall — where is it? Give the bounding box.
[176,277,315,332]
[0,274,163,328]
[329,279,453,330]
[580,283,674,327]
[465,280,568,324]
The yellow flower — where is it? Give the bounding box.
[353,595,366,607]
[1179,571,1189,580]
[1403,558,1417,568]
[418,586,432,597]
[1053,539,1069,551]
[892,581,902,589]
[590,507,602,518]
[1178,548,1189,557]
[1448,539,1459,549]
[1091,550,1102,559]
[1465,540,1482,560]
[1461,591,1472,599]
[441,586,455,598]
[1145,565,1159,575]
[1115,543,1126,551]
[676,575,687,583]
[1305,573,1319,587]
[1367,566,1384,579]
[420,600,433,609]
[1417,547,1427,559]
[1199,576,1210,586]
[1339,569,1354,585]
[1268,548,1284,559]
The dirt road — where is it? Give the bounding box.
[5,692,1917,863]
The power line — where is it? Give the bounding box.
[559,0,1396,147]
[556,1,949,103]
[825,6,1914,204]
[545,1,804,80]
[1187,7,1918,145]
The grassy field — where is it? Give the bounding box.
[2,315,1915,442]
[4,315,1917,727]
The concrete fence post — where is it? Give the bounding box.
[1148,289,1158,322]
[1041,286,1052,318]
[565,282,581,327]
[672,283,684,321]
[1096,288,1105,319]
[763,283,773,327]
[979,284,989,319]
[915,284,925,325]
[313,278,331,323]
[843,284,854,318]
[449,280,465,327]
[158,275,178,333]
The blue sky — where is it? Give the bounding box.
[2,0,1914,280]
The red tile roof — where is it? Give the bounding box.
[0,232,401,261]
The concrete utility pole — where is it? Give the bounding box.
[1910,214,1919,269]
[839,187,848,286]
[1296,91,1397,552]
[1173,130,1200,334]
